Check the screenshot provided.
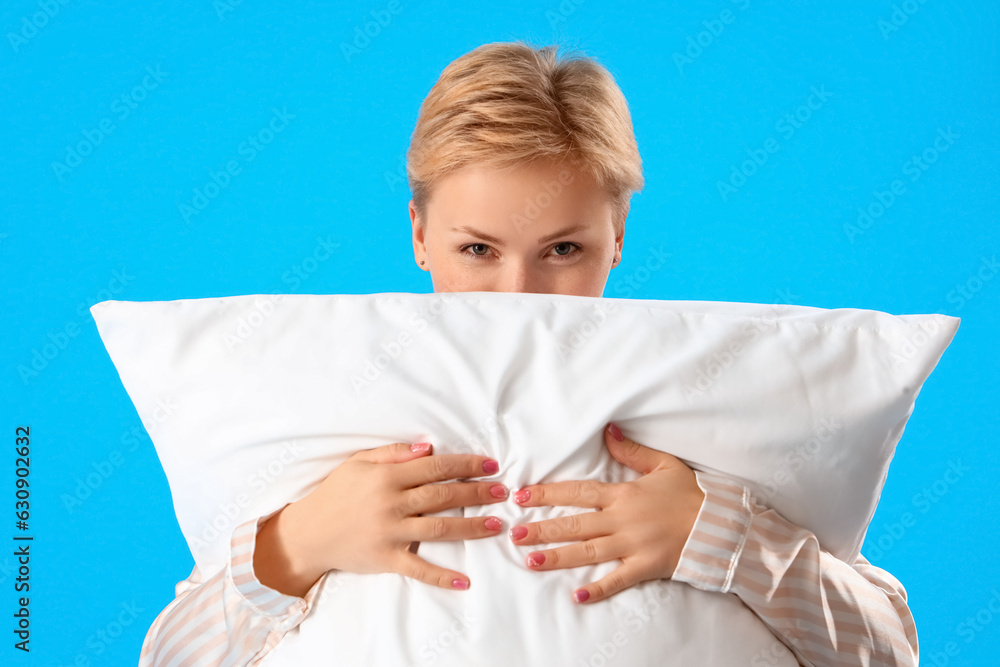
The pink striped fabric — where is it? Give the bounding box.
[673,470,919,666]
[139,472,918,666]
[139,505,324,666]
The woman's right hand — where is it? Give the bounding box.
[252,441,508,598]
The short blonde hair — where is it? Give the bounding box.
[406,40,644,236]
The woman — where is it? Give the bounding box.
[139,41,918,666]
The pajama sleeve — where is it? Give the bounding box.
[672,470,919,667]
[139,505,329,666]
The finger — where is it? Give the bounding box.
[396,453,500,489]
[571,560,648,605]
[352,440,434,464]
[508,509,612,546]
[404,514,506,543]
[403,479,509,515]
[394,550,474,592]
[514,479,610,509]
[604,423,678,474]
[521,534,623,572]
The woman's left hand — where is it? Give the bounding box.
[508,422,705,604]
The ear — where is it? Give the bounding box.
[410,200,428,271]
[615,202,627,256]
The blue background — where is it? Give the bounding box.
[2,0,997,664]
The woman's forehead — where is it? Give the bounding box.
[425,161,611,234]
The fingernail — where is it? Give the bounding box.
[608,423,624,442]
[411,441,431,453]
[509,525,528,541]
[484,516,502,531]
[574,589,590,603]
[490,483,508,499]
[514,489,530,504]
[482,459,499,474]
[451,578,469,590]
[527,552,545,567]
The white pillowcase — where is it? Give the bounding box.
[91,292,957,666]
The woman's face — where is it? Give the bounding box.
[409,159,625,297]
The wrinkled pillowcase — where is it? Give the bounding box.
[91,292,957,666]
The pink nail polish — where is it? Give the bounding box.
[411,441,431,453]
[608,423,624,442]
[527,552,545,567]
[452,578,469,589]
[490,483,508,499]
[482,459,499,474]
[574,589,590,603]
[514,489,530,504]
[509,525,528,541]
[484,516,502,531]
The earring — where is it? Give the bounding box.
[420,260,425,265]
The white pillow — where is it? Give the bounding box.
[91,292,957,666]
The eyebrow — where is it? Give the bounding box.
[450,224,586,246]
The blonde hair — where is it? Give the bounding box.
[406,40,644,236]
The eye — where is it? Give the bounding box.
[460,243,492,260]
[458,242,582,261]
[551,242,581,259]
